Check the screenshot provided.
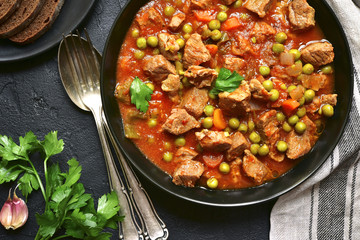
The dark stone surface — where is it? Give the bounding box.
[0,0,274,239]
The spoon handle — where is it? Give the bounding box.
[102,111,169,240]
[91,105,143,240]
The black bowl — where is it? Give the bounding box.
[101,0,353,206]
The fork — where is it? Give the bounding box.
[60,30,168,239]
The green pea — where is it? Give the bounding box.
[147,118,157,128]
[209,92,216,99]
[289,49,301,60]
[321,65,333,74]
[182,24,193,33]
[258,144,269,156]
[164,6,176,17]
[288,115,299,126]
[229,118,240,129]
[211,30,222,41]
[296,107,306,118]
[164,141,172,150]
[250,144,260,155]
[295,121,307,134]
[259,66,270,76]
[219,162,230,174]
[248,120,255,131]
[163,152,173,162]
[321,104,334,117]
[275,32,287,43]
[276,141,288,152]
[276,112,286,122]
[131,28,140,38]
[136,37,147,49]
[287,85,297,93]
[202,117,213,129]
[262,80,273,91]
[238,123,248,133]
[207,177,218,189]
[224,127,232,133]
[183,33,191,39]
[146,83,155,91]
[251,37,256,44]
[204,105,215,116]
[282,122,292,132]
[147,36,158,48]
[175,137,186,147]
[249,131,261,144]
[298,96,305,106]
[280,84,287,90]
[134,50,145,59]
[269,89,279,102]
[302,63,314,75]
[304,89,315,102]
[233,0,243,8]
[176,38,185,48]
[272,43,285,54]
[153,48,160,55]
[217,12,228,22]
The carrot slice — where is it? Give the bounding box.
[206,44,218,56]
[194,10,214,22]
[221,17,242,31]
[213,109,227,130]
[203,154,223,168]
[282,99,300,116]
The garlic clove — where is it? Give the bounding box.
[0,185,28,230]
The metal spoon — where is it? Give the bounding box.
[353,0,360,8]
[58,31,168,240]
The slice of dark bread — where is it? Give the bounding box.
[0,0,22,24]
[10,0,65,44]
[0,0,45,38]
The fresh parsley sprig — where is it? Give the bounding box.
[130,77,153,113]
[210,68,244,96]
[0,131,123,240]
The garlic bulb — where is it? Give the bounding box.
[0,185,28,230]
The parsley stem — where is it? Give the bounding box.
[43,157,50,203]
[51,235,70,240]
[26,158,46,200]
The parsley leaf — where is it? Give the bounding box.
[210,68,244,96]
[40,131,64,159]
[130,77,153,113]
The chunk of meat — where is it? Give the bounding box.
[231,35,253,56]
[169,13,186,31]
[244,0,275,18]
[242,150,271,184]
[249,79,271,100]
[158,33,180,61]
[223,57,247,74]
[162,108,200,135]
[114,79,132,104]
[184,65,218,88]
[219,82,251,116]
[321,94,337,106]
[268,130,285,162]
[300,73,326,91]
[286,115,316,159]
[229,158,242,185]
[189,0,211,9]
[256,110,279,140]
[226,132,250,161]
[183,33,211,68]
[301,42,335,66]
[251,21,276,43]
[288,0,315,31]
[135,8,165,31]
[174,147,198,163]
[143,55,176,82]
[161,74,181,103]
[172,160,204,187]
[222,0,237,5]
[195,129,232,152]
[181,87,209,118]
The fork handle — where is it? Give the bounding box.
[91,105,143,240]
[102,111,169,240]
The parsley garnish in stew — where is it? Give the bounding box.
[130,77,153,113]
[210,68,244,96]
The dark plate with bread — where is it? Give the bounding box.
[0,0,96,62]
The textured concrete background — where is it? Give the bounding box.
[0,0,274,239]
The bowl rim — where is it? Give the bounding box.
[101,0,354,207]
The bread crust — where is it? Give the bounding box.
[0,0,22,24]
